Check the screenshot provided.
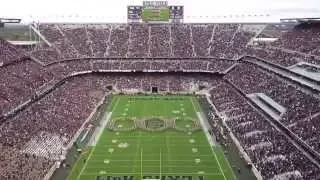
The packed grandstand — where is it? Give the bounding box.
[1,2,320,180]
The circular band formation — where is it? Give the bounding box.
[107,116,201,132]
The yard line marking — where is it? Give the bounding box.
[76,142,96,179]
[82,172,223,175]
[190,97,227,180]
[76,97,120,180]
[78,96,232,179]
[165,133,171,173]
[160,148,162,178]
[97,136,204,138]
[84,164,223,168]
[190,97,199,113]
[95,143,210,146]
[133,131,142,172]
[211,148,227,180]
[89,159,218,162]
[92,154,216,157]
[141,148,143,179]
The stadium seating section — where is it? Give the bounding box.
[0,23,320,180]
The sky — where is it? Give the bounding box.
[1,0,320,23]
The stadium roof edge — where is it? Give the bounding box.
[280,17,320,23]
[2,0,318,24]
[8,41,38,46]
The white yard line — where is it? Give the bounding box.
[80,164,224,168]
[76,97,120,180]
[96,135,201,138]
[95,143,210,147]
[93,154,215,157]
[164,99,172,174]
[133,131,142,172]
[76,117,106,180]
[82,172,222,175]
[160,149,162,178]
[203,96,238,180]
[218,145,237,180]
[89,159,214,162]
[165,133,171,173]
[141,148,143,179]
[111,97,121,114]
[198,112,227,180]
[189,97,199,113]
[131,96,141,173]
[189,97,227,180]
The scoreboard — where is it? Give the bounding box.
[127,1,183,23]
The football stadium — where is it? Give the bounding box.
[0,0,320,180]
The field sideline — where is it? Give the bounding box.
[68,95,235,180]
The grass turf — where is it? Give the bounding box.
[69,95,235,180]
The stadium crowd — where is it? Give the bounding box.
[0,75,109,180]
[225,63,320,153]
[209,79,320,179]
[247,23,320,66]
[246,47,320,67]
[0,60,54,119]
[0,74,211,179]
[29,23,320,67]
[271,23,320,57]
[0,66,320,179]
[0,39,26,66]
[1,22,320,180]
[28,24,259,63]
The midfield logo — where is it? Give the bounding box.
[96,175,205,180]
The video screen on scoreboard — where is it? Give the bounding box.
[142,1,170,22]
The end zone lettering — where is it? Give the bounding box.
[96,176,205,180]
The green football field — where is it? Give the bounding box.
[69,95,235,180]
